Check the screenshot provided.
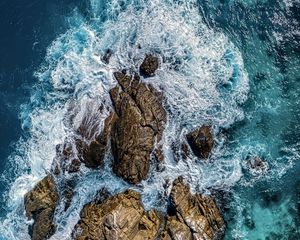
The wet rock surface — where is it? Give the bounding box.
[73,189,162,240]
[139,54,159,77]
[186,126,214,159]
[24,175,58,240]
[73,178,224,240]
[164,177,225,240]
[110,71,166,184]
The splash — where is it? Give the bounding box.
[0,0,249,239]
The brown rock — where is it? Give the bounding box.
[24,175,58,240]
[140,55,159,77]
[73,190,162,240]
[186,126,214,159]
[165,177,225,240]
[110,72,166,184]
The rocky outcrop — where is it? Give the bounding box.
[24,175,58,240]
[163,177,224,239]
[73,178,224,240]
[73,189,162,240]
[110,72,166,184]
[140,55,159,77]
[186,126,214,159]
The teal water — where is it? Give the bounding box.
[0,0,299,239]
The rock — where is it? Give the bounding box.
[76,111,117,169]
[24,175,58,240]
[110,72,166,184]
[61,180,76,211]
[171,142,191,161]
[163,177,225,240]
[186,126,214,159]
[246,156,268,175]
[73,189,162,240]
[102,49,112,64]
[140,55,159,77]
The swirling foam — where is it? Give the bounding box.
[0,0,249,239]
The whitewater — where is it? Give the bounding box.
[1,0,299,239]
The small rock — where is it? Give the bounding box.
[186,126,214,159]
[102,49,112,64]
[246,156,268,175]
[140,55,159,77]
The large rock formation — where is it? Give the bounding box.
[186,126,214,159]
[73,178,224,240]
[139,55,159,77]
[162,177,225,240]
[24,175,58,240]
[110,72,166,184]
[73,189,162,240]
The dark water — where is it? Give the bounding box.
[0,0,299,239]
[0,0,88,211]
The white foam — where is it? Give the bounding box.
[0,0,250,239]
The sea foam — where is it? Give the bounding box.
[0,0,249,239]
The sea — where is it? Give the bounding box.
[0,0,299,239]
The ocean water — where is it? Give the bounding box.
[0,0,299,239]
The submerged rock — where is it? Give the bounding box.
[76,111,117,169]
[102,49,112,64]
[246,156,268,175]
[24,175,58,240]
[163,177,225,240]
[73,189,162,240]
[186,126,214,159]
[110,72,166,184]
[140,55,159,77]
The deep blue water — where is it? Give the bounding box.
[0,0,88,212]
[0,0,299,239]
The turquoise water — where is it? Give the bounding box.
[0,0,299,239]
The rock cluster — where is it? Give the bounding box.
[24,175,58,240]
[24,55,224,240]
[73,190,162,240]
[73,177,224,240]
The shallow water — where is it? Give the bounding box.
[0,0,299,239]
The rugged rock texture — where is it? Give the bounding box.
[140,55,159,77]
[24,175,58,240]
[110,72,166,184]
[73,178,224,240]
[186,126,214,159]
[73,189,162,240]
[163,177,225,240]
